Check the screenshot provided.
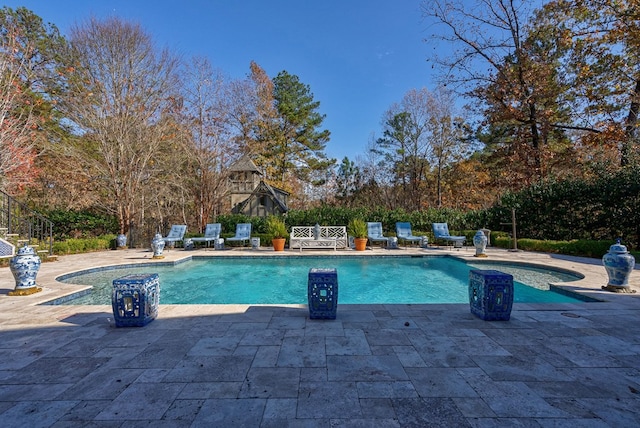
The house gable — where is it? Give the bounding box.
[231,180,289,217]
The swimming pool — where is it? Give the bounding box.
[54,255,587,305]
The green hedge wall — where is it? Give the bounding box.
[492,237,613,258]
[45,210,119,240]
[480,167,640,248]
[40,166,640,254]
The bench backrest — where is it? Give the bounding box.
[290,226,347,248]
[291,226,346,238]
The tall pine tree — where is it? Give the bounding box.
[259,70,334,192]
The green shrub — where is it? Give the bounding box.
[52,241,70,254]
[476,167,640,248]
[45,210,118,239]
[41,199,634,260]
[492,236,612,258]
[347,218,368,238]
[52,235,116,255]
[265,215,289,239]
[556,240,612,258]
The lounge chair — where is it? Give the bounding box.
[191,223,221,248]
[395,222,422,247]
[162,224,187,248]
[432,223,465,248]
[226,223,252,247]
[367,222,389,248]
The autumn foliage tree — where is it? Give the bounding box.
[372,87,471,210]
[223,61,277,160]
[535,0,640,168]
[60,17,180,235]
[422,0,577,189]
[0,7,63,193]
[0,34,38,193]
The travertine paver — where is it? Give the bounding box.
[0,247,638,426]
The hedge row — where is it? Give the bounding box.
[40,229,625,261]
[39,166,640,253]
[52,235,116,255]
[480,167,640,248]
[492,236,613,258]
[44,210,119,240]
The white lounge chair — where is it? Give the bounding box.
[226,223,252,247]
[432,223,465,248]
[395,222,422,247]
[367,222,390,248]
[191,223,221,248]
[162,224,187,248]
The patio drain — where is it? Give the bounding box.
[561,312,580,318]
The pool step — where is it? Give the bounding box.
[37,250,58,262]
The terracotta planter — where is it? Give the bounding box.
[272,238,286,252]
[354,237,367,251]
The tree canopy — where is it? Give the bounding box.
[0,7,65,193]
[256,70,334,193]
[60,16,180,234]
[2,3,640,240]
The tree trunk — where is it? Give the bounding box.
[622,77,640,167]
[527,91,543,180]
[436,163,443,208]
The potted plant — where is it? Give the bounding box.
[266,215,289,251]
[348,218,368,251]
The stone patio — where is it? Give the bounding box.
[0,246,638,426]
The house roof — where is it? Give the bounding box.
[229,154,262,173]
[235,180,289,213]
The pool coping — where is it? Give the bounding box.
[48,253,594,306]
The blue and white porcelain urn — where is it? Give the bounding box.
[473,230,488,257]
[602,239,635,291]
[116,233,127,249]
[9,244,42,295]
[151,233,165,259]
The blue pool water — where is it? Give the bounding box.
[55,256,586,305]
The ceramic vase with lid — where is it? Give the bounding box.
[151,233,165,259]
[473,230,488,257]
[602,239,635,291]
[9,244,42,295]
[116,234,127,249]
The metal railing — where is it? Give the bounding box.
[0,189,53,255]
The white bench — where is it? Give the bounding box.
[290,226,348,250]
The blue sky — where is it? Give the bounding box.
[7,0,439,162]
